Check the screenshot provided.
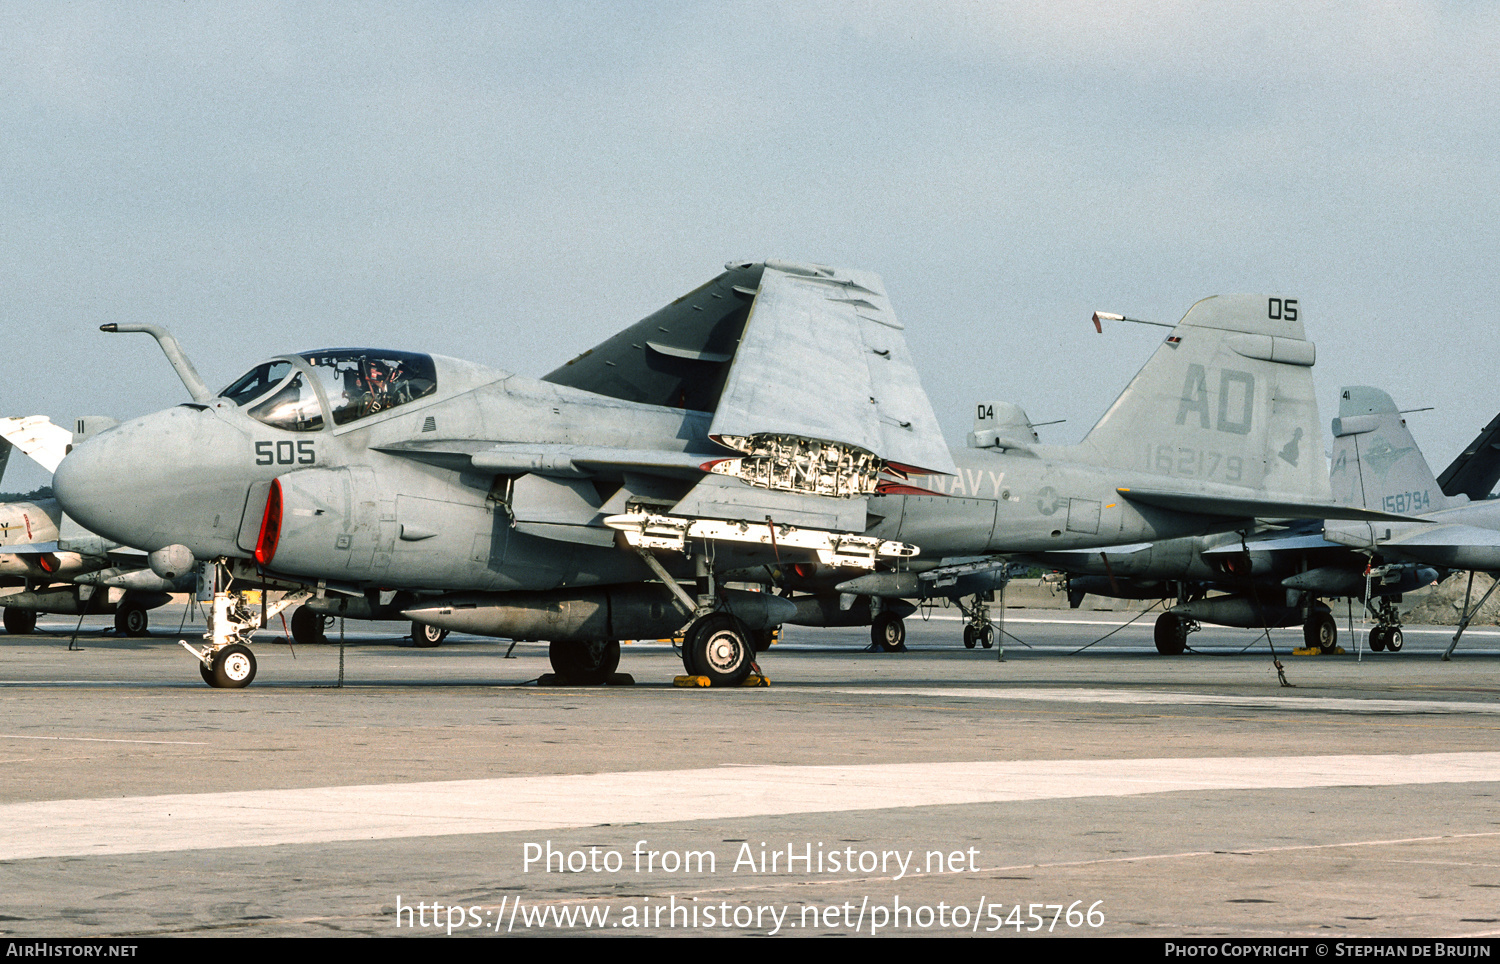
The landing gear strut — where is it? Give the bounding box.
[183,560,308,688]
[958,594,995,649]
[633,547,761,686]
[1365,598,1403,653]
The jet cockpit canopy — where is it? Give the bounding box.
[219,349,438,432]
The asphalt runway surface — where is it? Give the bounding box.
[1,605,1497,939]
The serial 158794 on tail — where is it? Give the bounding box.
[52,261,957,687]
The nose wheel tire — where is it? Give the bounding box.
[683,614,754,686]
[205,644,257,689]
[1384,628,1403,652]
[548,639,622,685]
[1369,627,1388,652]
[871,613,906,652]
[412,621,448,648]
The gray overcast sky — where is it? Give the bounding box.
[3,2,1497,493]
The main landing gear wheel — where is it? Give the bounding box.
[114,602,149,637]
[207,644,257,689]
[683,613,754,686]
[3,608,37,635]
[548,639,621,685]
[1304,612,1338,653]
[1154,612,1188,655]
[411,621,448,648]
[750,628,776,653]
[962,623,996,649]
[290,606,327,645]
[871,612,906,652]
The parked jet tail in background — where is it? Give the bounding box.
[803,295,1419,650]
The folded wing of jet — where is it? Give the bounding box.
[380,261,954,561]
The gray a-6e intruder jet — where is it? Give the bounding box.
[775,295,1418,651]
[1323,387,1500,659]
[1010,385,1463,656]
[53,260,956,687]
[1,416,192,636]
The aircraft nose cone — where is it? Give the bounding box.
[55,406,252,555]
[52,433,121,541]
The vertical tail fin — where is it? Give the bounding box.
[1329,386,1457,513]
[1076,294,1328,500]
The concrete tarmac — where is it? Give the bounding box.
[0,606,1497,938]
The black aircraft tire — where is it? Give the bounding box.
[199,661,216,687]
[750,628,776,654]
[211,645,257,689]
[3,608,37,635]
[1386,628,1404,652]
[412,621,446,648]
[871,613,905,652]
[963,626,977,649]
[119,602,149,637]
[290,607,326,646]
[980,624,995,649]
[686,613,753,686]
[548,639,621,685]
[1305,612,1338,653]
[1369,627,1387,652]
[1154,613,1186,656]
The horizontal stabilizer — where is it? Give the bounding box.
[1376,524,1500,549]
[1201,532,1339,554]
[1116,486,1421,523]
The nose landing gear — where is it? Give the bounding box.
[182,560,309,688]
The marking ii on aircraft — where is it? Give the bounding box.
[53,261,955,687]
